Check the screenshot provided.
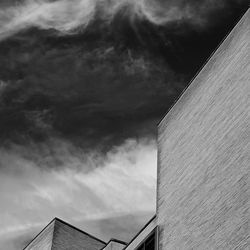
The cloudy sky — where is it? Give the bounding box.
[0,0,248,249]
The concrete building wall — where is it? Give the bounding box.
[24,220,55,250]
[23,218,106,250]
[102,240,127,250]
[157,9,250,250]
[125,216,156,250]
[52,219,106,250]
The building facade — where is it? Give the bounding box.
[24,8,250,250]
[157,7,250,250]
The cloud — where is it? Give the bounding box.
[0,211,154,250]
[0,138,156,249]
[0,38,183,150]
[77,211,155,242]
[0,0,248,41]
[0,2,248,249]
[0,1,247,153]
[0,0,96,40]
[0,230,35,250]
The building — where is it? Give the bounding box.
[23,218,106,250]
[23,8,250,250]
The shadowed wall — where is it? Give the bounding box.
[52,219,106,250]
[24,218,106,250]
[157,9,250,250]
[102,240,126,250]
[24,221,54,250]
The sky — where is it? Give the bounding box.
[0,0,248,249]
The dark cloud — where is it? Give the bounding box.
[0,0,248,154]
[0,2,248,249]
[0,23,183,152]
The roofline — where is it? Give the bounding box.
[54,217,107,245]
[23,217,107,250]
[123,215,156,250]
[157,7,250,128]
[23,217,56,250]
[100,238,127,250]
[109,238,127,245]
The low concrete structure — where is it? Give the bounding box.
[24,8,250,250]
[24,218,106,250]
[101,239,127,250]
[124,216,157,250]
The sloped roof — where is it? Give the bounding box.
[23,218,106,250]
[101,238,127,250]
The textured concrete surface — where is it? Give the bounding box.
[23,218,106,250]
[52,219,106,250]
[157,9,250,250]
[125,216,156,250]
[24,220,55,250]
[102,239,127,250]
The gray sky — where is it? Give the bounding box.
[0,0,248,249]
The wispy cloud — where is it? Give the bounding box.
[0,0,246,41]
[0,0,97,39]
[0,138,156,249]
[0,1,248,250]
